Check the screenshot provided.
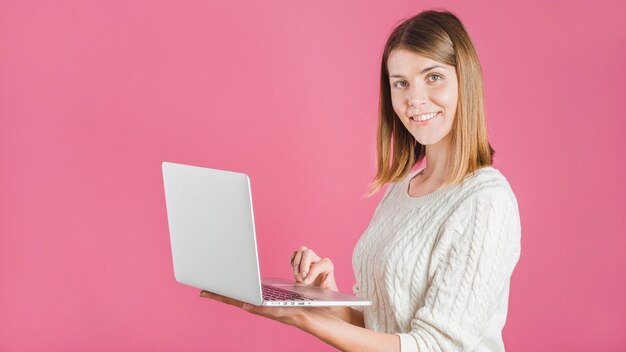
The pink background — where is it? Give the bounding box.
[1,0,625,351]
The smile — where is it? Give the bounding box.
[410,111,440,122]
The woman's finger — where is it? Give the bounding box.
[298,249,320,281]
[303,258,334,285]
[199,290,245,308]
[292,246,307,276]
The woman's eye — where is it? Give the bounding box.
[393,81,407,88]
[428,74,442,82]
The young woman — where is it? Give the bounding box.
[201,9,521,352]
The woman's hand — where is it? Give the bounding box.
[198,247,349,330]
[198,291,307,327]
[198,290,334,329]
[199,292,393,351]
[290,246,338,292]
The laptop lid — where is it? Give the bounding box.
[162,161,264,306]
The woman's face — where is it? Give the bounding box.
[387,49,458,147]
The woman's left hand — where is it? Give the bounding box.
[198,290,313,328]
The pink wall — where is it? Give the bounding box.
[1,0,625,351]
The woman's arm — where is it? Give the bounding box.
[327,307,365,327]
[200,291,398,352]
[202,246,378,350]
[295,308,399,352]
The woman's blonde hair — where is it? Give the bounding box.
[366,9,494,197]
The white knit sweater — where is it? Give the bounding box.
[352,166,521,352]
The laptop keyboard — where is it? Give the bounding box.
[262,285,315,301]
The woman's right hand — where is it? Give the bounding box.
[289,246,338,292]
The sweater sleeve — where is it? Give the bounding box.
[396,187,522,352]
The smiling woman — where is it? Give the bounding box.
[201,9,521,352]
[388,50,458,148]
[369,10,494,194]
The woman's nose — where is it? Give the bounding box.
[409,93,428,107]
[408,85,428,107]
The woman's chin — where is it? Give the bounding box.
[412,133,450,147]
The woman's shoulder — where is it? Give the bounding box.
[444,166,521,232]
[458,166,518,206]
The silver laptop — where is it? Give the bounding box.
[162,161,372,307]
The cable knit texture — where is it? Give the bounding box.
[352,166,521,352]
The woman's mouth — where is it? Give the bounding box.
[410,111,440,124]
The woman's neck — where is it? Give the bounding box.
[421,136,451,182]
